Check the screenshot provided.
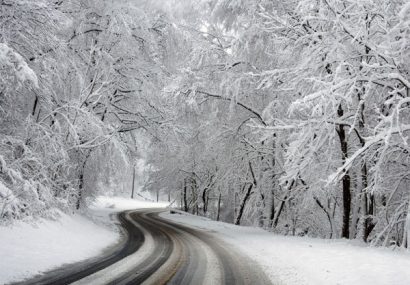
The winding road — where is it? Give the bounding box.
[13,209,271,285]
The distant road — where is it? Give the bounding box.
[12,209,271,285]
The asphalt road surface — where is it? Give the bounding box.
[12,209,272,285]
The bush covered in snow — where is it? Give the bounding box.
[0,131,76,223]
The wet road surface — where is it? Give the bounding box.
[12,209,271,285]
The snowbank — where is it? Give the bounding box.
[161,210,410,285]
[0,212,118,284]
[0,196,168,284]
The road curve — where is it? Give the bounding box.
[12,209,272,285]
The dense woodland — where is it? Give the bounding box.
[1,0,409,247]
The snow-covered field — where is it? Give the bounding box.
[0,196,168,284]
[161,210,410,285]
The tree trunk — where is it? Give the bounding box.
[268,189,275,227]
[350,185,361,239]
[191,177,198,215]
[32,94,38,116]
[401,201,410,248]
[216,192,222,221]
[258,192,265,228]
[76,170,84,210]
[363,163,375,242]
[183,178,188,212]
[131,165,136,199]
[314,196,334,239]
[75,155,89,210]
[272,179,294,228]
[358,99,374,241]
[337,104,351,239]
[202,186,209,215]
[76,153,90,210]
[268,137,277,228]
[358,38,375,242]
[235,183,253,225]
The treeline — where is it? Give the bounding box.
[145,0,410,246]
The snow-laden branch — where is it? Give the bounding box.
[195,89,267,126]
[327,124,410,185]
[0,43,38,88]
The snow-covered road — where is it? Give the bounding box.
[0,197,166,284]
[12,209,271,285]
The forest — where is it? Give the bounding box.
[1,0,410,247]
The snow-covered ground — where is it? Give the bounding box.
[161,210,410,285]
[91,195,169,212]
[0,196,168,284]
[3,195,409,285]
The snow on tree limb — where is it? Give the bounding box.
[0,43,38,88]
